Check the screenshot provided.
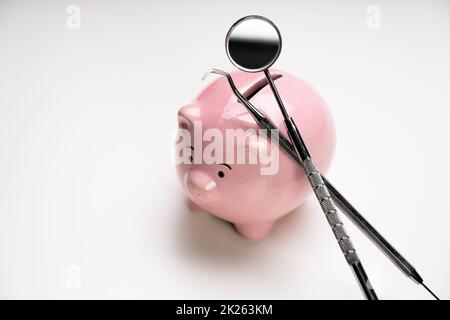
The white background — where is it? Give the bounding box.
[0,0,449,299]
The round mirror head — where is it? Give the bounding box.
[225,15,282,73]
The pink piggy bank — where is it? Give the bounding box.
[176,69,335,240]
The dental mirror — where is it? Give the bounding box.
[224,15,380,300]
[225,15,282,73]
[220,15,439,300]
[225,15,292,122]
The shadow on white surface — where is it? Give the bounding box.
[167,195,357,299]
[174,197,313,263]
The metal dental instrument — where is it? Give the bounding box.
[224,15,378,300]
[204,68,439,300]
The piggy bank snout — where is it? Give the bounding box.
[184,170,219,206]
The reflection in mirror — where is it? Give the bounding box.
[226,16,282,72]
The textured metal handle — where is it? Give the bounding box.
[301,158,359,265]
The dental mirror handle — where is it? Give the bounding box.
[289,118,378,300]
[264,70,378,300]
[207,69,439,299]
[256,107,426,286]
[208,69,420,281]
[261,110,424,285]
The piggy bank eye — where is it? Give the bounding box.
[188,146,194,163]
[218,163,231,178]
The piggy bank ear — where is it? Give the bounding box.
[178,103,201,129]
